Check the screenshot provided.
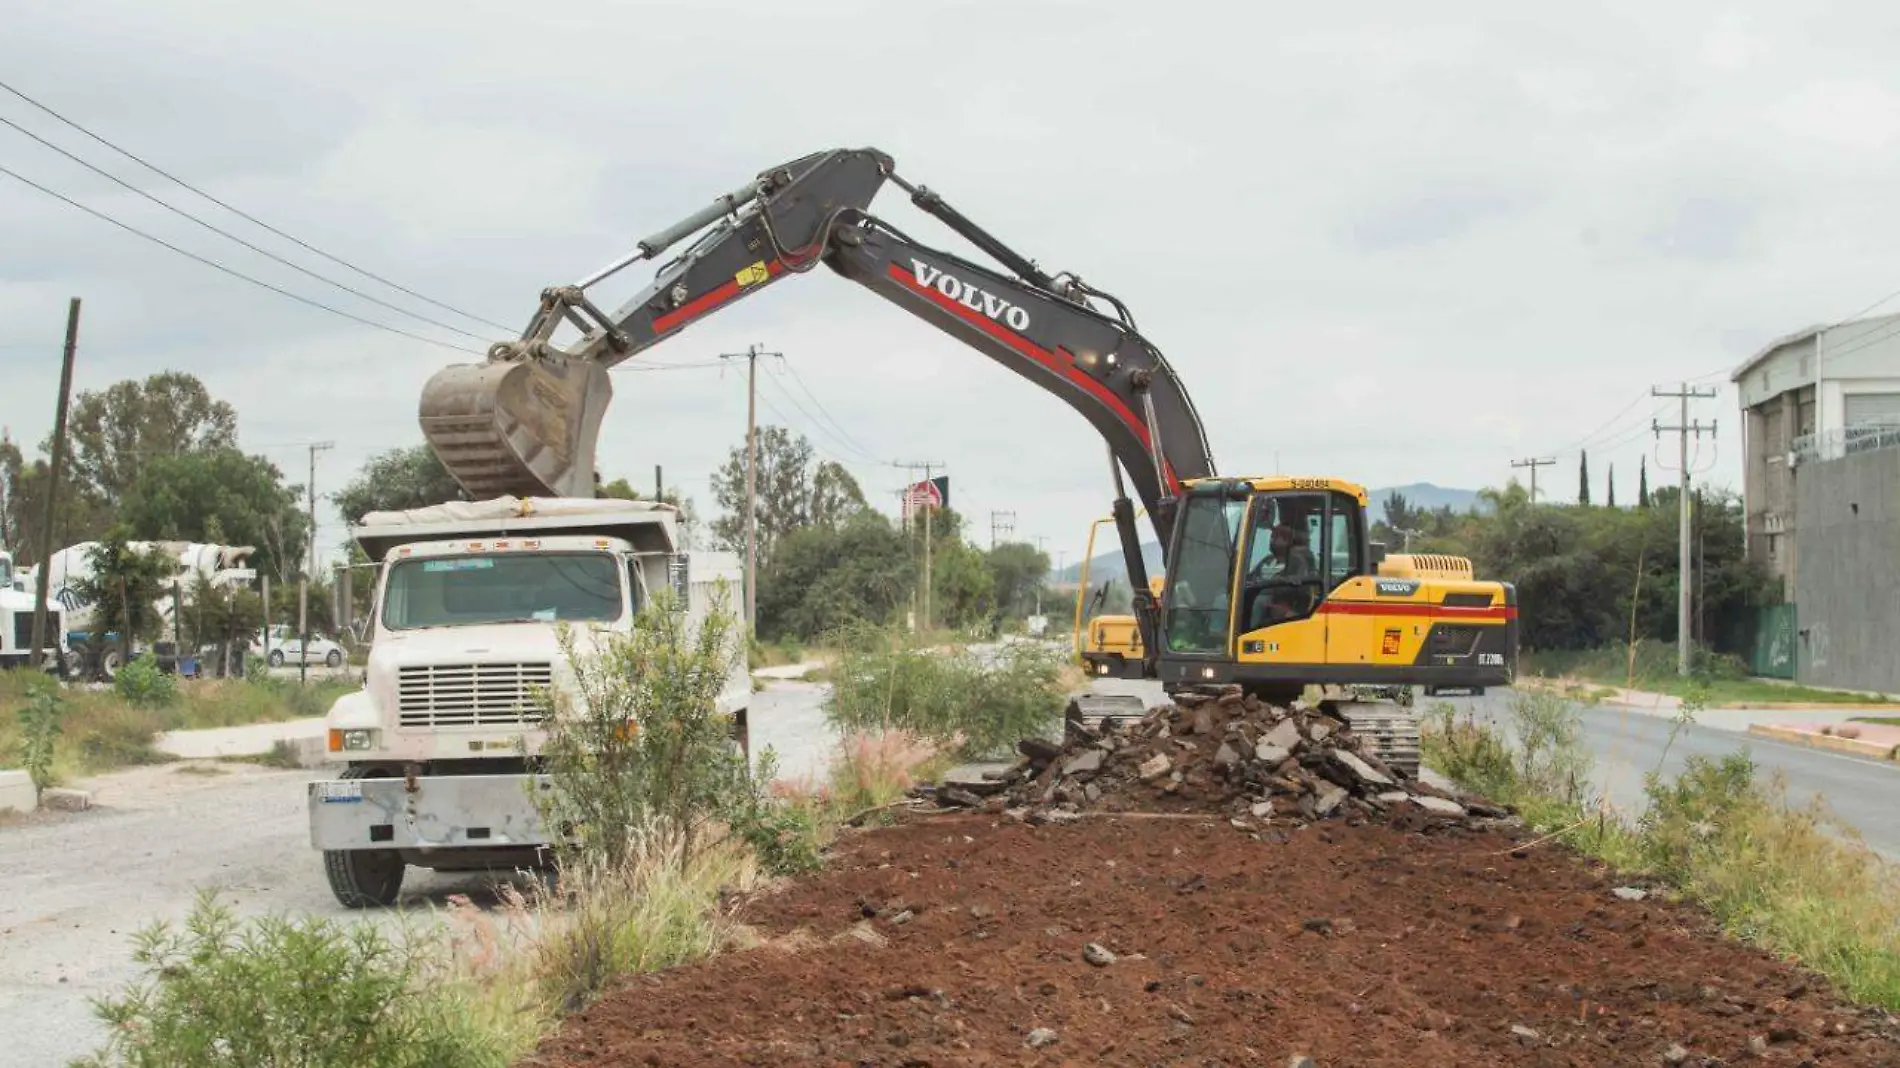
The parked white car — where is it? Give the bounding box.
[259,624,345,668]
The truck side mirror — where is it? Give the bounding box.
[1370,541,1388,569]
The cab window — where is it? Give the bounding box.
[1238,492,1325,631]
[1326,491,1363,591]
[1163,494,1245,655]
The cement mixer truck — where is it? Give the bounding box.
[41,541,258,679]
[0,549,65,671]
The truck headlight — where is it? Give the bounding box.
[328,728,380,752]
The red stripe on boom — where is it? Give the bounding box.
[651,259,786,335]
[887,262,1180,493]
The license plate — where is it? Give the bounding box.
[317,780,363,803]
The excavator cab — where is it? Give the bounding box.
[1151,476,1517,704]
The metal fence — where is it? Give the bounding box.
[1791,422,1900,464]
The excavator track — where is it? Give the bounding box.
[1327,700,1422,780]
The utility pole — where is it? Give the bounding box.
[722,345,778,632]
[1396,526,1421,552]
[1032,536,1051,617]
[1652,381,1718,677]
[989,510,1016,549]
[654,464,663,502]
[896,461,944,632]
[303,441,333,688]
[31,298,80,671]
[1510,457,1555,504]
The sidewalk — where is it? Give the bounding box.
[1744,721,1900,762]
[154,716,327,763]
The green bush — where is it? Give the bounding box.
[823,624,1065,759]
[114,653,177,710]
[15,679,63,796]
[73,890,506,1068]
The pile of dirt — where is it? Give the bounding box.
[530,815,1900,1067]
[939,687,1500,829]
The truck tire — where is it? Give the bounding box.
[268,649,285,668]
[322,767,404,908]
[325,648,343,668]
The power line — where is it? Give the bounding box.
[0,113,492,343]
[758,365,897,468]
[771,354,889,464]
[0,161,485,356]
[1510,456,1555,503]
[1553,389,1652,455]
[0,76,512,334]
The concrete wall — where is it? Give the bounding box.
[1792,444,1900,693]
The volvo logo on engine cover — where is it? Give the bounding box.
[911,260,1031,331]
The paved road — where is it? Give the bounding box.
[1432,688,1900,858]
[0,678,836,1068]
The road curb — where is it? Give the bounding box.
[1745,723,1900,761]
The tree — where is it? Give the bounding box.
[68,531,172,645]
[1606,463,1617,509]
[1578,450,1591,506]
[120,448,308,584]
[710,427,865,565]
[1638,456,1651,508]
[0,432,21,553]
[183,574,265,677]
[810,461,868,530]
[756,510,914,640]
[333,445,467,524]
[984,542,1052,621]
[1382,490,1414,531]
[61,371,237,506]
[598,477,640,500]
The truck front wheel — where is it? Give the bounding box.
[322,766,404,908]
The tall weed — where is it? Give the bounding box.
[824,624,1065,759]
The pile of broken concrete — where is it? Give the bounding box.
[937,686,1504,829]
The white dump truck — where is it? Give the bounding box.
[0,549,64,671]
[306,496,751,908]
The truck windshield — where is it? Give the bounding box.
[381,552,625,630]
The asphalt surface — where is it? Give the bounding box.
[1438,687,1900,858]
[0,677,835,1068]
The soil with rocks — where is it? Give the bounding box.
[530,811,1899,1067]
[944,689,1499,834]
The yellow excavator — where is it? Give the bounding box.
[415,147,1517,775]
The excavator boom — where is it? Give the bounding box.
[419,148,1216,552]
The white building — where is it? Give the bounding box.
[1733,313,1900,595]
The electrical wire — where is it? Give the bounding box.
[1553,389,1652,455]
[0,113,493,343]
[0,161,485,355]
[0,76,513,334]
[761,361,895,467]
[771,353,890,462]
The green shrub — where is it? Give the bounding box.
[73,890,506,1068]
[15,679,64,796]
[75,703,165,769]
[114,653,177,710]
[823,625,1065,759]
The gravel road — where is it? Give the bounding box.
[0,677,840,1068]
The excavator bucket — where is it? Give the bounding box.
[418,356,612,500]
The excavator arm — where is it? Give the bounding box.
[420,147,1219,649]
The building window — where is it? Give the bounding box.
[1766,533,1779,560]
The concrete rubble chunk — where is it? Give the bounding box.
[1375,790,1411,805]
[1082,942,1116,967]
[1411,795,1466,817]
[1262,719,1302,753]
[1511,1024,1542,1044]
[1251,801,1273,817]
[1138,754,1172,780]
[1287,1057,1317,1068]
[1314,784,1348,817]
[1333,750,1392,786]
[1083,783,1102,803]
[1025,1027,1058,1049]
[1613,886,1648,901]
[1306,720,1334,742]
[1063,750,1105,776]
[1254,741,1290,765]
[1661,1042,1690,1064]
[1214,742,1241,767]
[1191,707,1215,735]
[941,787,985,808]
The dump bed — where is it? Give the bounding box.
[353,496,679,562]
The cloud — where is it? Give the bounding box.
[8,0,1900,562]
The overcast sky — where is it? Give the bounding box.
[2,2,1893,567]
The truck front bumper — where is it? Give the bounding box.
[308,773,553,851]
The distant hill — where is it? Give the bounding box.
[1055,484,1485,584]
[1368,483,1486,517]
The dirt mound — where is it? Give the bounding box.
[531,815,1900,1067]
[942,688,1496,829]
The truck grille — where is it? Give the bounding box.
[12,611,60,652]
[397,662,553,728]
